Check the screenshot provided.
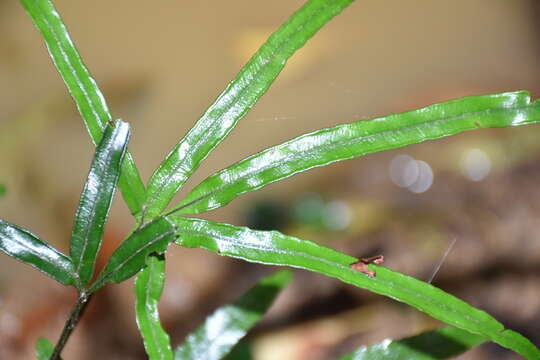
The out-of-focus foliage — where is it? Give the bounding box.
[35,338,55,360]
[340,326,485,360]
[175,270,292,360]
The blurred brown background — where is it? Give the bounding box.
[1,0,540,359]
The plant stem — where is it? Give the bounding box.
[50,292,93,360]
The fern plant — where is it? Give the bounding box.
[1,0,539,359]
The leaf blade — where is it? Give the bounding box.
[70,120,130,286]
[91,217,176,292]
[36,337,55,360]
[19,0,146,216]
[0,219,75,286]
[170,217,540,360]
[144,0,355,219]
[174,91,540,214]
[135,254,173,360]
[175,270,292,360]
[340,326,485,360]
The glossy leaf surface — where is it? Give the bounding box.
[340,326,485,360]
[171,216,539,359]
[91,217,176,291]
[19,0,146,216]
[36,337,55,360]
[175,270,292,360]
[144,0,355,219]
[0,219,75,285]
[175,91,540,214]
[71,120,130,286]
[135,254,173,360]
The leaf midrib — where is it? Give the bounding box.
[73,139,117,278]
[0,224,73,277]
[145,260,169,360]
[177,226,498,334]
[145,0,334,213]
[176,104,535,213]
[35,0,106,127]
[97,229,175,286]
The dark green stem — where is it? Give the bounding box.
[50,292,93,360]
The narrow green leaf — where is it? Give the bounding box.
[71,120,130,286]
[174,91,540,214]
[0,219,75,285]
[135,254,173,360]
[175,270,292,360]
[144,0,355,219]
[19,0,146,216]
[340,326,485,360]
[170,217,540,360]
[36,337,55,360]
[0,184,6,199]
[90,217,176,292]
